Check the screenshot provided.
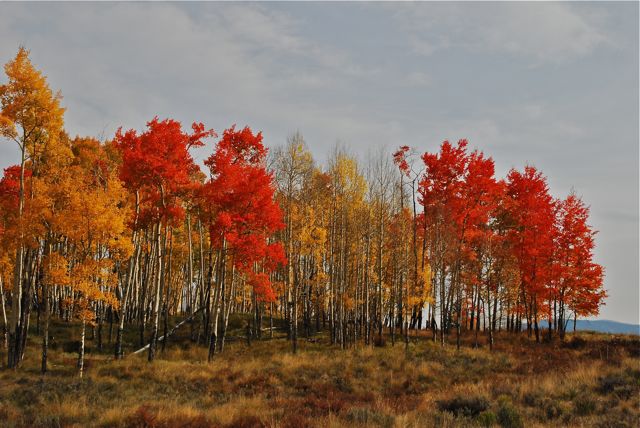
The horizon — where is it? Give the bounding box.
[0,2,638,324]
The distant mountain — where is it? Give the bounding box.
[540,319,640,335]
[418,309,640,335]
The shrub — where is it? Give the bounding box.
[437,395,489,418]
[598,374,626,394]
[164,415,212,428]
[597,371,638,400]
[573,395,596,416]
[373,336,386,347]
[224,415,265,428]
[541,398,563,420]
[345,407,394,428]
[125,405,159,428]
[605,396,620,409]
[496,396,523,428]
[491,382,515,399]
[12,388,40,408]
[563,336,587,349]
[477,410,497,427]
[298,393,351,416]
[280,413,310,428]
[522,390,542,407]
[626,367,640,382]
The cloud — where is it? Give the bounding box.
[0,3,371,143]
[402,71,432,87]
[393,3,608,64]
[216,4,305,54]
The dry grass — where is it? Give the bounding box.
[0,318,638,427]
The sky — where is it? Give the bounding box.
[0,2,638,324]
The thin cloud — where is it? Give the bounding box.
[394,3,608,64]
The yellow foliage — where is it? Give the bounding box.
[43,252,70,287]
[0,46,65,156]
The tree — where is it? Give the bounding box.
[505,166,555,342]
[202,125,286,359]
[552,193,606,338]
[326,150,367,348]
[114,117,214,361]
[458,152,500,349]
[272,133,313,352]
[0,47,65,367]
[368,147,395,344]
[419,140,469,345]
[393,146,431,346]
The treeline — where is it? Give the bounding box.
[0,48,605,374]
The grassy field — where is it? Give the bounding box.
[0,316,638,427]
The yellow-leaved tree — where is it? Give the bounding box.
[62,138,132,376]
[0,47,65,368]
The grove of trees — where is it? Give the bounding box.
[0,48,606,375]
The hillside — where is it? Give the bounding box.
[0,317,638,428]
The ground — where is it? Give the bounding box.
[0,316,638,427]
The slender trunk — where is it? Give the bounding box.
[41,240,53,374]
[197,218,206,344]
[208,240,225,362]
[269,302,274,339]
[162,228,173,352]
[439,266,446,346]
[148,220,164,362]
[187,213,194,314]
[116,192,140,359]
[533,297,540,343]
[0,277,7,350]
[41,279,50,374]
[487,282,493,351]
[219,266,236,353]
[8,145,26,369]
[96,310,103,351]
[18,250,37,363]
[78,319,86,378]
[292,259,298,354]
[116,241,139,359]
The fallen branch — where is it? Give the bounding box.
[129,307,204,356]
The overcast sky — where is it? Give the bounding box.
[0,2,637,324]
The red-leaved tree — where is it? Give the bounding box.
[114,117,215,361]
[200,125,285,359]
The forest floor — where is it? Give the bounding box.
[0,315,638,427]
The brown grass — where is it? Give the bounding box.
[0,320,638,427]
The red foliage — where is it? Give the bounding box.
[552,193,606,317]
[0,165,32,241]
[0,165,28,210]
[417,138,603,327]
[113,117,215,227]
[505,166,556,313]
[200,126,285,302]
[393,145,411,176]
[418,139,499,264]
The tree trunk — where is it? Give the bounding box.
[148,221,164,362]
[162,228,173,352]
[41,279,49,374]
[78,319,86,378]
[8,146,26,369]
[0,277,8,350]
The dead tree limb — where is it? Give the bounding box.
[129,307,204,357]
